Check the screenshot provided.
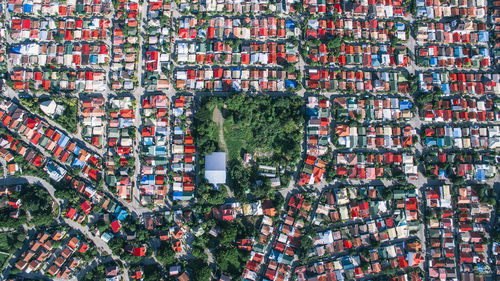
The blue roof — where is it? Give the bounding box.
[173,127,183,135]
[10,46,21,54]
[425,138,436,146]
[400,101,412,110]
[441,84,450,95]
[89,55,98,64]
[58,135,70,148]
[430,57,438,66]
[285,80,296,88]
[269,249,281,261]
[143,138,153,146]
[101,232,114,241]
[172,192,187,200]
[439,169,447,179]
[155,146,167,156]
[306,108,318,117]
[417,7,427,17]
[72,159,85,168]
[23,4,32,13]
[479,48,489,57]
[115,207,128,221]
[437,138,445,147]
[478,31,489,42]
[73,146,81,155]
[381,72,389,81]
[476,169,485,181]
[141,175,154,185]
[432,72,439,81]
[45,159,57,172]
[342,257,354,270]
[476,263,486,273]
[285,20,295,29]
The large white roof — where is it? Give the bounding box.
[205,152,227,185]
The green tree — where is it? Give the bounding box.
[156,241,176,266]
[193,262,212,281]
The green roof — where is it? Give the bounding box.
[198,43,207,53]
[64,44,73,54]
[106,175,117,186]
[393,190,405,200]
[39,136,49,147]
[155,157,168,165]
[358,136,367,147]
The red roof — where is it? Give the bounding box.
[32,156,43,167]
[110,220,121,233]
[88,169,98,180]
[79,243,88,253]
[66,208,77,219]
[133,247,146,256]
[80,201,92,214]
[30,133,42,145]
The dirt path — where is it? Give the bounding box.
[212,106,228,152]
[211,106,234,198]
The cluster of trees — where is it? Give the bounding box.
[0,230,25,256]
[187,216,261,280]
[192,95,305,278]
[54,97,78,134]
[214,246,249,279]
[221,94,304,164]
[229,160,254,201]
[302,35,342,63]
[213,218,255,278]
[82,262,122,281]
[156,240,212,280]
[415,87,444,109]
[135,264,164,281]
[155,241,176,265]
[19,96,78,133]
[19,185,56,226]
[0,185,56,228]
[196,180,228,212]
[475,184,496,206]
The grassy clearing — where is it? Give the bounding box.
[223,118,252,160]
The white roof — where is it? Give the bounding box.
[205,152,226,185]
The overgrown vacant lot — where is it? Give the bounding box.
[194,94,304,200]
[196,95,304,162]
[196,94,304,162]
